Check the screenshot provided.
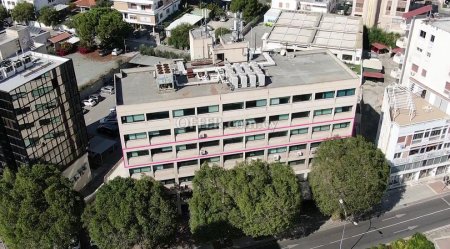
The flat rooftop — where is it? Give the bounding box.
[266,11,362,50]
[0,52,68,92]
[116,50,357,105]
[430,18,450,33]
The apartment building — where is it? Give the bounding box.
[377,85,450,187]
[398,17,450,116]
[0,52,91,190]
[113,50,359,190]
[378,0,412,32]
[352,0,380,27]
[1,0,69,10]
[271,0,336,13]
[112,0,180,27]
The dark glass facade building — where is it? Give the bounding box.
[0,52,89,182]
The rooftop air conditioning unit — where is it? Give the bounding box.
[297,151,303,157]
[273,154,281,161]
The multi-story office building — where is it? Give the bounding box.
[112,0,180,27]
[351,0,380,27]
[0,52,91,190]
[1,0,69,10]
[112,50,360,189]
[377,85,450,187]
[399,17,450,115]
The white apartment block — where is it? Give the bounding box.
[112,50,360,189]
[379,0,412,33]
[271,0,336,13]
[377,85,450,187]
[2,0,69,11]
[352,0,380,27]
[399,17,450,115]
[112,0,180,27]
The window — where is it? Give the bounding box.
[268,147,287,154]
[121,114,145,123]
[224,120,244,128]
[31,86,53,97]
[39,117,60,125]
[421,69,427,77]
[333,122,350,129]
[292,111,310,119]
[314,108,332,116]
[223,102,244,111]
[293,94,312,102]
[337,88,355,97]
[224,137,243,145]
[310,142,321,148]
[246,150,264,157]
[11,92,26,100]
[176,143,197,151]
[175,126,196,134]
[130,3,137,9]
[127,150,149,158]
[130,166,151,174]
[270,96,290,105]
[35,101,56,111]
[278,2,282,8]
[147,111,169,120]
[289,160,305,166]
[197,105,219,114]
[246,117,265,125]
[411,64,419,72]
[419,30,426,38]
[246,134,265,141]
[312,125,330,132]
[269,114,289,122]
[160,179,175,185]
[246,99,267,108]
[43,132,63,140]
[430,129,441,137]
[173,108,195,117]
[413,132,423,140]
[289,144,306,151]
[199,123,219,131]
[152,146,173,154]
[430,35,435,42]
[148,129,171,137]
[416,47,423,52]
[342,54,353,61]
[335,106,352,113]
[269,131,287,138]
[291,128,308,135]
[24,137,39,147]
[125,132,147,141]
[315,91,335,100]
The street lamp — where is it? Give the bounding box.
[338,199,358,249]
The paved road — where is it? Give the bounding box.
[274,194,450,249]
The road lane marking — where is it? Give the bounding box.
[307,207,450,249]
[442,197,450,207]
[382,213,406,221]
[393,225,418,234]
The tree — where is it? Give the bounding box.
[309,136,390,218]
[168,23,194,49]
[96,10,132,48]
[371,233,434,249]
[38,6,60,27]
[0,165,84,249]
[215,27,231,39]
[243,0,260,22]
[189,161,301,241]
[0,5,9,23]
[230,0,245,13]
[83,177,176,249]
[95,0,113,7]
[11,2,35,24]
[72,7,112,47]
[367,26,401,48]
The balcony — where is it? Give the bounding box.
[268,136,288,145]
[152,151,173,162]
[175,132,197,141]
[396,37,407,48]
[400,21,411,31]
[150,135,172,145]
[224,158,243,169]
[199,145,221,155]
[392,149,450,166]
[176,149,198,158]
[393,53,404,64]
[390,68,401,79]
[154,168,176,181]
[128,155,151,166]
[178,165,199,178]
[268,153,287,163]
[288,150,307,159]
[246,139,266,148]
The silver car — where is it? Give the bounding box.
[100,86,115,95]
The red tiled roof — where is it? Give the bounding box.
[363,71,384,79]
[371,43,388,50]
[402,5,432,19]
[48,32,71,44]
[74,0,96,8]
[392,47,404,54]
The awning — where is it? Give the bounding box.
[392,47,404,54]
[371,43,388,50]
[362,58,383,71]
[363,71,384,79]
[74,0,96,8]
[66,36,80,44]
[48,32,71,44]
[403,5,432,19]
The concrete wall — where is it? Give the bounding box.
[62,153,92,191]
[272,0,300,10]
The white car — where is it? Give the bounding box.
[111,48,123,56]
[83,98,97,107]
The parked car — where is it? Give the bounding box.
[111,48,123,56]
[89,93,102,102]
[98,48,111,57]
[100,86,115,95]
[99,112,117,124]
[83,98,97,107]
[97,123,119,136]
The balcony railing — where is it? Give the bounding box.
[392,149,450,166]
[396,37,407,48]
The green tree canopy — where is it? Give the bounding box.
[95,0,113,7]
[367,26,401,48]
[369,233,435,249]
[72,7,113,47]
[0,5,9,23]
[11,2,35,24]
[38,6,61,27]
[243,0,260,22]
[168,23,194,49]
[215,27,231,39]
[230,0,246,13]
[190,161,301,241]
[0,165,84,249]
[96,10,132,48]
[309,136,390,218]
[82,177,176,249]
